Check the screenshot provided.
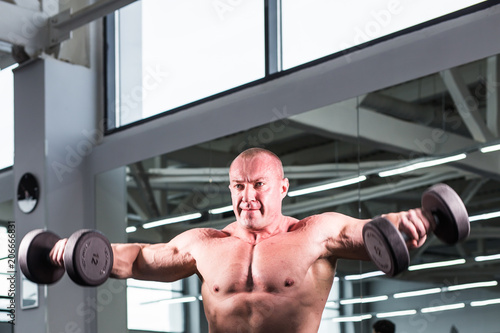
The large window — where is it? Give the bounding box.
[111,0,265,128]
[108,1,490,130]
[281,0,487,70]
[0,65,15,170]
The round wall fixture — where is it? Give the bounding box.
[17,173,40,214]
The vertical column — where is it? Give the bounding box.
[265,0,282,75]
[95,168,128,332]
[14,57,99,333]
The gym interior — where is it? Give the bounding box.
[1,1,500,332]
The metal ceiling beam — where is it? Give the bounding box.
[440,68,494,142]
[0,1,48,56]
[290,101,500,180]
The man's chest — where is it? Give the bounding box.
[194,234,332,295]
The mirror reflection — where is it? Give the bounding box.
[114,55,500,332]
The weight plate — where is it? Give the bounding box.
[64,230,113,287]
[18,229,65,284]
[422,183,470,244]
[363,217,410,277]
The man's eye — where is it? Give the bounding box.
[235,184,243,190]
[255,182,264,188]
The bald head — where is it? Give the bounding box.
[230,148,284,179]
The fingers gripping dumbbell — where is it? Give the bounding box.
[19,229,113,286]
[362,183,470,277]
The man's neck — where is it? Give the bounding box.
[235,215,294,244]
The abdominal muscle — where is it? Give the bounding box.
[202,290,321,333]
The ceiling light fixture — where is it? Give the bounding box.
[208,205,233,214]
[446,281,498,291]
[471,298,500,307]
[408,259,466,271]
[340,295,388,305]
[469,210,500,222]
[393,288,442,299]
[480,143,500,153]
[421,303,465,313]
[287,175,367,197]
[475,254,500,262]
[143,212,202,229]
[378,153,466,178]
[344,270,385,281]
[331,314,372,323]
[126,226,137,233]
[376,309,417,318]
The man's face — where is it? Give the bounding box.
[229,153,289,231]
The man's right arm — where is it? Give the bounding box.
[110,238,198,282]
[50,229,201,283]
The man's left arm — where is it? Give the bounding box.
[317,210,431,261]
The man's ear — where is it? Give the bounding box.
[281,178,289,199]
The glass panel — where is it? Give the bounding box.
[127,279,185,332]
[353,56,500,332]
[0,65,15,170]
[282,0,487,70]
[115,0,265,127]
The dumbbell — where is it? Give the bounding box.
[19,229,113,286]
[362,183,470,277]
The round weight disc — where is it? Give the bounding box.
[422,183,470,244]
[18,229,65,284]
[362,217,410,277]
[64,230,114,286]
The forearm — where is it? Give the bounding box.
[109,241,197,282]
[110,243,148,279]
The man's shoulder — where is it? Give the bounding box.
[186,227,231,240]
[288,212,348,231]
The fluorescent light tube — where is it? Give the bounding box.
[126,226,137,233]
[340,295,388,305]
[208,205,233,214]
[475,254,500,262]
[288,175,367,197]
[393,288,442,299]
[376,309,417,318]
[160,296,197,305]
[143,212,202,229]
[471,298,500,307]
[446,281,498,291]
[421,303,465,313]
[408,259,466,271]
[331,314,372,323]
[480,143,500,153]
[469,210,500,222]
[344,271,385,281]
[378,154,466,177]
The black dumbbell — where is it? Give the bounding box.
[362,183,470,277]
[19,229,114,286]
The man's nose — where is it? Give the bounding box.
[242,186,256,202]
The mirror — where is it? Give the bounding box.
[98,53,500,332]
[17,173,39,214]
